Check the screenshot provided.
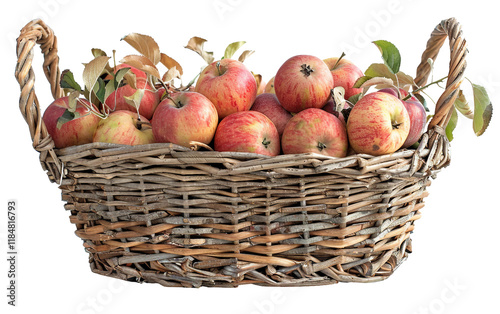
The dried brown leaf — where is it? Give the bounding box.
[122,33,161,65]
[120,55,161,79]
[185,36,214,64]
[162,66,181,83]
[160,53,184,76]
[83,55,111,92]
[238,50,254,63]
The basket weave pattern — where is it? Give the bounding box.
[15,18,466,287]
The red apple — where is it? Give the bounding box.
[195,59,257,119]
[378,88,427,148]
[42,96,100,148]
[323,57,364,100]
[281,108,348,157]
[214,111,280,156]
[401,100,427,148]
[93,110,155,145]
[346,92,410,155]
[274,55,334,113]
[378,87,418,101]
[152,92,218,148]
[104,79,159,120]
[250,93,292,136]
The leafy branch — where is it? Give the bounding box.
[352,40,493,141]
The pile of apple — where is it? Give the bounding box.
[43,34,485,159]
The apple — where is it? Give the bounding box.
[264,76,275,94]
[281,108,348,157]
[346,92,410,156]
[93,110,155,145]
[323,57,364,100]
[152,92,218,148]
[214,111,280,156]
[195,59,257,119]
[42,96,100,148]
[250,93,292,136]
[104,79,159,120]
[274,55,334,113]
[400,100,427,148]
[378,87,418,101]
[378,88,427,148]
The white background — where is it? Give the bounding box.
[1,0,499,313]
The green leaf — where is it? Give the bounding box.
[353,76,374,89]
[223,41,246,60]
[56,109,80,129]
[93,77,106,104]
[372,40,401,74]
[113,67,131,89]
[60,69,82,92]
[347,93,363,106]
[445,107,458,142]
[472,83,493,136]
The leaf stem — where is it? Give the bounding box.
[404,76,447,100]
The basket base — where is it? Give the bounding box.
[86,238,412,288]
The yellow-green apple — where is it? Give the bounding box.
[195,59,257,119]
[93,110,155,145]
[378,87,427,148]
[104,64,159,120]
[281,108,348,157]
[264,76,275,94]
[250,93,292,136]
[151,92,218,148]
[214,111,280,156]
[323,57,364,100]
[274,55,333,113]
[42,96,100,148]
[347,92,410,155]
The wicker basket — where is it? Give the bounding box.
[15,17,466,287]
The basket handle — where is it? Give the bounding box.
[414,17,467,132]
[15,19,62,151]
[16,19,64,182]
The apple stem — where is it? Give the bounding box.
[300,64,314,77]
[317,142,327,151]
[331,52,346,70]
[262,137,271,148]
[392,122,402,129]
[164,92,183,108]
[216,61,222,76]
[137,120,152,131]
